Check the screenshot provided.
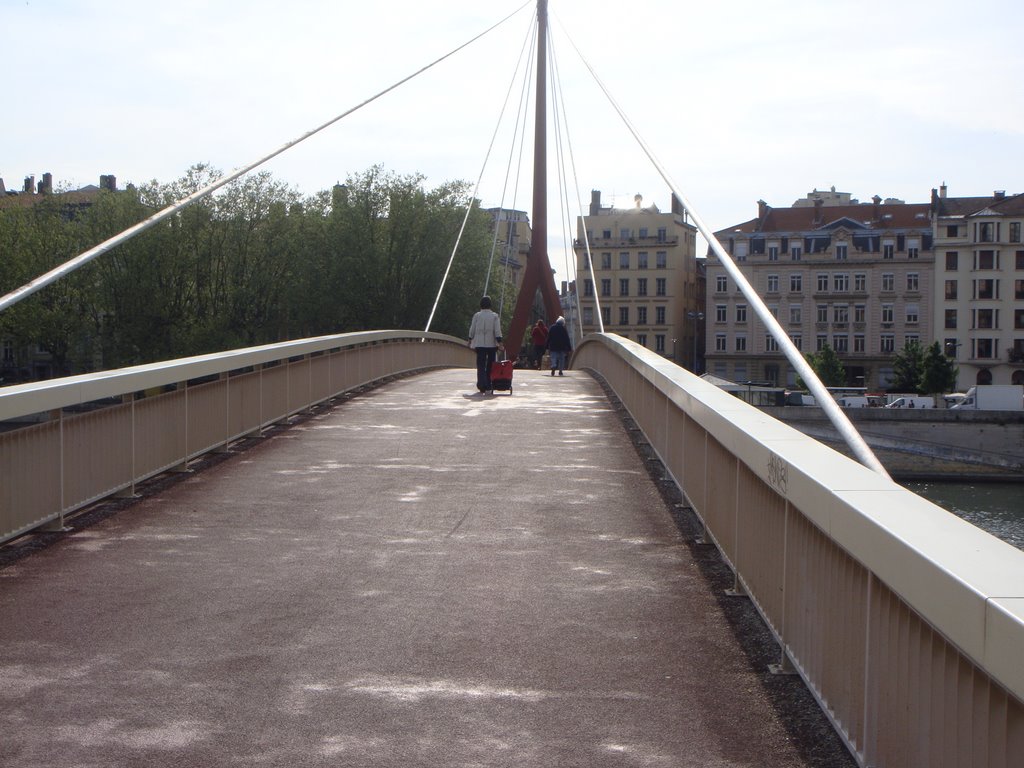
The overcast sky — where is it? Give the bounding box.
[5,0,1024,285]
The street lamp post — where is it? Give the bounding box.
[687,311,704,373]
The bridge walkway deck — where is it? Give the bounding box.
[0,368,851,767]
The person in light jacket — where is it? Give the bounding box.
[468,296,504,393]
[546,316,572,376]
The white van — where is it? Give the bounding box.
[885,396,933,409]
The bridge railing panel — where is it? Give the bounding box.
[574,332,1024,768]
[0,331,472,544]
[63,405,134,509]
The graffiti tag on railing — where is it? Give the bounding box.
[767,453,789,495]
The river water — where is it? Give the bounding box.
[904,481,1024,551]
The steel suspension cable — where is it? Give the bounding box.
[559,31,888,477]
[423,12,538,336]
[0,2,532,314]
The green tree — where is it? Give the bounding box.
[891,340,925,392]
[798,344,847,388]
[920,341,958,394]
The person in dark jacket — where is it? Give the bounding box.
[530,320,548,370]
[546,316,572,376]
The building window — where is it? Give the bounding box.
[636,278,648,296]
[977,250,997,270]
[619,252,630,269]
[768,245,779,261]
[735,335,747,352]
[602,230,612,240]
[656,252,667,268]
[835,244,848,260]
[946,225,959,238]
[882,304,894,323]
[583,307,593,325]
[946,252,958,270]
[882,273,895,292]
[655,334,665,353]
[601,252,612,269]
[766,335,779,352]
[816,335,828,351]
[789,305,802,324]
[905,334,919,347]
[945,309,957,329]
[817,273,829,292]
[655,278,667,296]
[715,304,727,322]
[977,222,995,243]
[817,304,829,323]
[906,304,919,324]
[883,242,894,259]
[584,280,594,297]
[736,304,747,323]
[854,335,865,353]
[790,333,802,351]
[975,338,995,358]
[581,251,590,268]
[907,273,919,292]
[716,275,727,292]
[1017,279,1024,299]
[601,278,611,297]
[638,252,648,269]
[791,245,802,261]
[618,306,628,325]
[1017,251,1024,270]
[1015,309,1024,329]
[637,333,647,347]
[945,280,957,300]
[880,334,895,353]
[601,307,611,325]
[620,228,631,240]
[834,273,850,292]
[907,241,920,259]
[656,306,667,324]
[715,334,727,352]
[975,279,996,299]
[1010,223,1021,243]
[657,228,667,242]
[833,335,849,353]
[834,305,849,324]
[638,228,648,238]
[975,308,996,329]
[619,278,629,296]
[767,274,779,293]
[637,306,648,324]
[790,274,803,292]
[854,273,866,292]
[854,304,866,323]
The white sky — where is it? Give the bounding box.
[5,0,1024,286]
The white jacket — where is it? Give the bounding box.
[468,309,503,348]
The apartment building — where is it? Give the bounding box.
[575,190,699,365]
[483,207,529,298]
[706,190,934,388]
[931,186,1024,387]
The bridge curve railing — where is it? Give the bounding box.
[574,332,1024,768]
[0,331,473,545]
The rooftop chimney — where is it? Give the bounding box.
[939,182,947,199]
[872,195,882,219]
[590,189,601,216]
[757,199,768,220]
[994,190,1006,199]
[634,194,643,209]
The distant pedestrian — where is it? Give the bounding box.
[530,320,548,370]
[546,316,572,376]
[468,296,504,393]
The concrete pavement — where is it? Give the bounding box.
[0,368,853,767]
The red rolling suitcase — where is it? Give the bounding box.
[489,359,514,394]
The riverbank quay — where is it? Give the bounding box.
[764,406,1024,479]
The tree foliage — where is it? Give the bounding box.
[798,344,847,388]
[0,164,495,378]
[891,340,925,393]
[919,341,958,394]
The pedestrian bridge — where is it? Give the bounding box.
[2,332,1023,767]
